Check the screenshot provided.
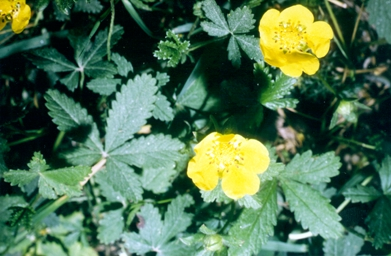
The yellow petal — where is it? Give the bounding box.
[307,21,334,58]
[187,155,219,191]
[193,132,219,155]
[221,166,260,200]
[11,4,31,34]
[280,52,320,77]
[241,139,270,174]
[278,5,314,27]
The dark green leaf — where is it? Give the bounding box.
[59,71,80,91]
[378,155,391,195]
[343,185,382,203]
[281,179,344,239]
[201,0,229,36]
[98,209,124,244]
[105,73,158,152]
[60,147,102,166]
[8,206,35,228]
[227,6,254,34]
[227,37,241,68]
[84,61,117,78]
[54,0,74,14]
[111,53,133,77]
[86,78,120,95]
[50,212,84,247]
[140,166,176,194]
[235,35,263,62]
[95,169,126,202]
[25,48,77,72]
[74,0,103,13]
[366,196,391,249]
[323,228,364,256]
[228,180,278,255]
[152,92,174,121]
[280,151,341,184]
[367,0,391,43]
[153,30,190,67]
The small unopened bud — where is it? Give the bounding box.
[203,234,223,252]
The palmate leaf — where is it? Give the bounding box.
[50,212,84,247]
[153,30,190,68]
[45,89,103,152]
[367,0,391,43]
[105,73,158,152]
[60,147,102,166]
[54,0,74,14]
[342,185,382,203]
[97,209,124,244]
[74,0,103,13]
[281,179,344,239]
[84,60,117,78]
[86,78,120,96]
[140,166,176,194]
[122,195,194,255]
[323,228,364,256]
[95,169,126,202]
[228,180,278,255]
[3,152,91,199]
[365,196,391,249]
[109,134,184,169]
[227,6,254,33]
[111,53,133,77]
[152,92,174,122]
[280,151,341,184]
[201,0,229,37]
[25,48,77,72]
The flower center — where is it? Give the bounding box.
[206,139,244,177]
[273,20,308,54]
[0,1,22,23]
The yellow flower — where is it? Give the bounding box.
[258,4,333,77]
[0,0,31,34]
[187,132,270,200]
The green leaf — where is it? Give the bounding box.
[111,52,133,77]
[3,152,91,199]
[280,151,341,184]
[86,78,120,95]
[365,196,391,249]
[25,48,77,72]
[0,195,27,245]
[235,35,263,62]
[60,147,102,166]
[105,73,158,152]
[280,179,343,239]
[104,158,143,201]
[343,185,382,203]
[74,0,103,13]
[152,92,174,122]
[237,194,262,209]
[50,212,85,247]
[156,72,170,87]
[98,209,124,244]
[95,169,126,202]
[244,0,265,8]
[227,36,241,67]
[0,136,9,176]
[140,166,176,194]
[41,242,67,256]
[122,194,194,254]
[201,0,229,37]
[45,89,103,152]
[54,0,74,14]
[367,0,391,43]
[8,206,35,229]
[378,155,391,195]
[68,242,98,256]
[84,61,117,78]
[227,6,254,34]
[59,70,80,91]
[200,181,231,203]
[110,134,184,169]
[323,228,364,256]
[228,180,278,255]
[153,30,190,67]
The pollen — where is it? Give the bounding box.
[273,20,308,54]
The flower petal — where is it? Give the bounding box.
[307,21,334,58]
[193,132,219,155]
[187,155,219,191]
[278,5,314,27]
[221,166,260,200]
[11,4,31,34]
[241,139,270,174]
[280,52,320,77]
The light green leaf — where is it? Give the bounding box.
[41,242,67,256]
[152,92,174,121]
[95,169,126,202]
[281,179,343,239]
[140,167,176,194]
[111,52,133,77]
[61,147,102,166]
[366,196,391,249]
[0,195,26,245]
[280,151,341,184]
[260,162,284,182]
[68,242,98,256]
[4,153,91,199]
[227,36,241,68]
[86,78,120,95]
[201,0,229,36]
[25,48,77,72]
[105,158,143,201]
[235,35,263,62]
[74,0,103,13]
[228,180,278,255]
[378,155,391,195]
[153,30,190,67]
[59,70,80,91]
[200,181,231,204]
[343,185,382,203]
[237,194,262,209]
[110,134,184,169]
[323,228,364,256]
[50,212,84,247]
[105,74,158,152]
[227,6,254,34]
[367,0,391,43]
[122,195,194,254]
[156,72,170,87]
[45,89,103,152]
[244,0,265,8]
[98,209,124,244]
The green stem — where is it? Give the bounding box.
[331,136,377,150]
[107,0,115,61]
[336,175,373,213]
[32,195,69,225]
[317,74,337,95]
[324,0,346,47]
[52,131,65,152]
[188,37,226,52]
[7,133,45,147]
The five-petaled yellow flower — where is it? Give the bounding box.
[187,132,270,200]
[0,0,31,34]
[259,4,333,77]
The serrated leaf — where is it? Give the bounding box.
[235,35,263,62]
[343,185,382,203]
[8,206,34,228]
[4,153,91,199]
[280,151,341,184]
[152,92,174,121]
[237,194,262,209]
[86,78,120,95]
[323,229,364,256]
[111,53,133,77]
[260,162,284,182]
[378,155,391,195]
[200,181,231,203]
[60,147,102,166]
[201,0,229,36]
[54,0,74,14]
[45,89,103,152]
[110,134,184,169]
[104,158,143,201]
[227,6,254,34]
[84,61,117,78]
[156,72,170,87]
[227,36,241,68]
[59,70,80,91]
[68,242,98,256]
[95,169,126,202]
[122,195,194,254]
[74,0,103,13]
[98,209,124,244]
[281,179,343,239]
[50,212,85,247]
[367,0,391,43]
[41,242,67,256]
[25,48,77,72]
[244,0,265,8]
[141,167,176,194]
[105,74,158,152]
[153,30,190,67]
[365,196,391,249]
[228,180,278,255]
